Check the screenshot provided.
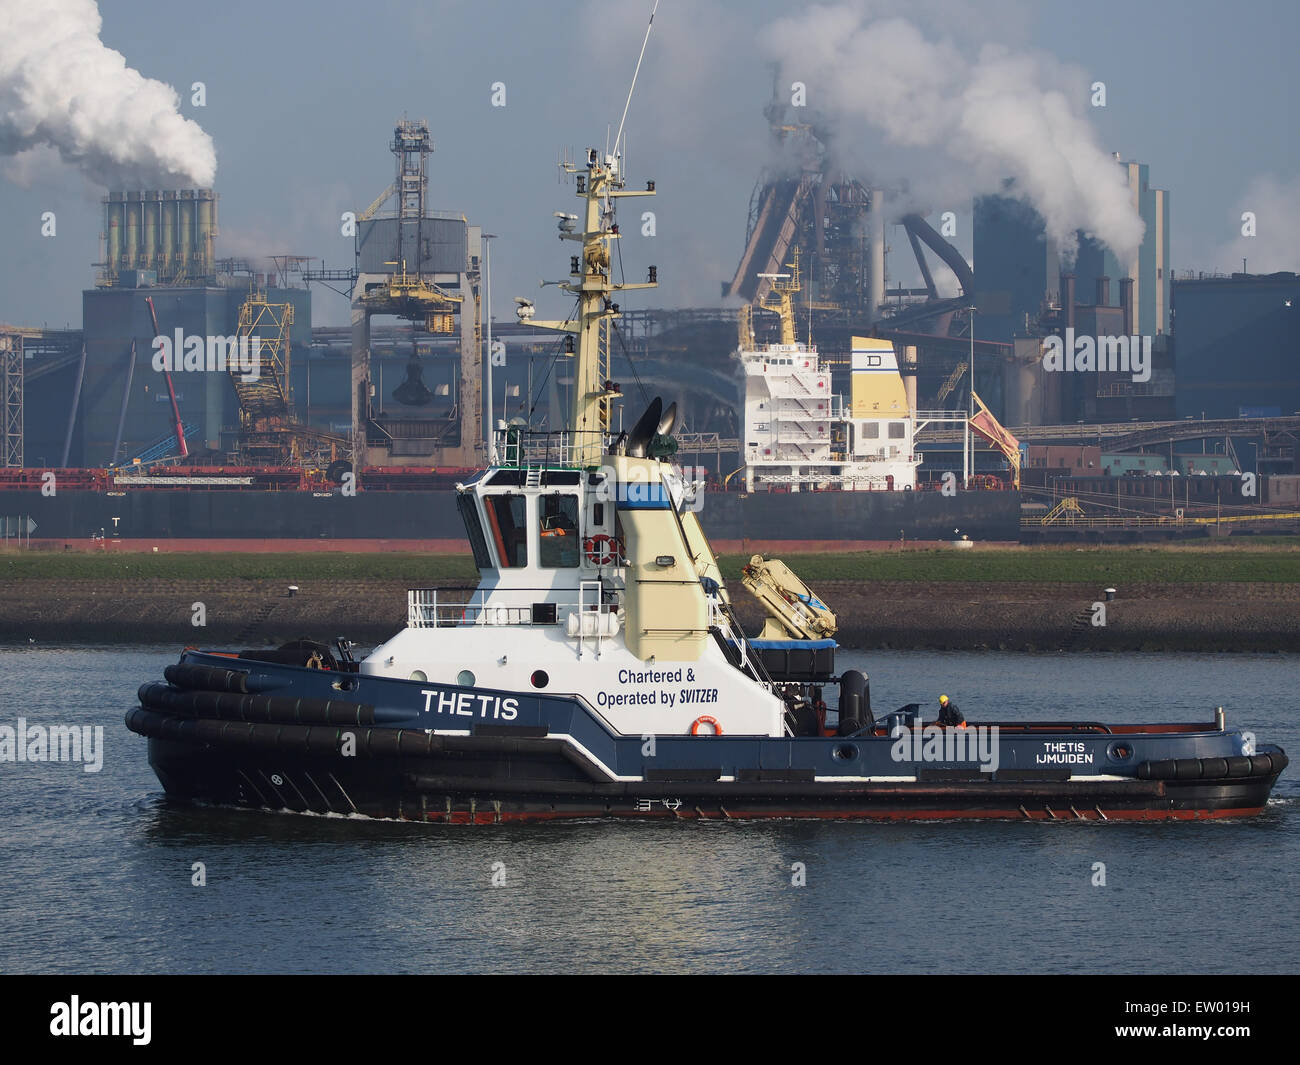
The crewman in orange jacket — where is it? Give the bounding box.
[938,694,967,728]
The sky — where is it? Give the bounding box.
[1,0,1297,331]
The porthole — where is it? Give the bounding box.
[1107,741,1133,762]
[409,670,427,682]
[531,670,549,688]
[832,743,859,761]
[457,669,476,687]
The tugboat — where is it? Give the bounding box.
[126,146,1287,823]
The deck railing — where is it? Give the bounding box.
[407,587,618,630]
[494,427,609,470]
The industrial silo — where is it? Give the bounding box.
[178,190,194,277]
[104,191,124,276]
[160,190,176,280]
[141,190,158,270]
[124,191,141,269]
[196,188,217,277]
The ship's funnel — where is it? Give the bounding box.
[626,397,663,457]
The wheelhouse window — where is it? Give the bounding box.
[484,494,528,567]
[457,493,493,569]
[538,493,580,568]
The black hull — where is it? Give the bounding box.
[143,733,1282,824]
[3,487,1022,544]
[127,654,1287,824]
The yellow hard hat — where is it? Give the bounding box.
[939,694,949,704]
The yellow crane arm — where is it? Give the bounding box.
[358,183,396,222]
[740,555,837,641]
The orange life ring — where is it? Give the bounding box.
[584,533,617,566]
[690,715,722,736]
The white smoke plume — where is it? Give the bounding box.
[0,0,216,188]
[758,3,1145,263]
[1212,174,1300,275]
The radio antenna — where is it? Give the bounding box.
[613,0,660,161]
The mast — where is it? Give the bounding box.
[528,150,656,468]
[758,247,801,347]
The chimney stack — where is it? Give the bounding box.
[1060,272,1076,330]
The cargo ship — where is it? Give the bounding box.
[1,286,1022,550]
[0,465,1019,552]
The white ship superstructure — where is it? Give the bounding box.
[740,334,921,492]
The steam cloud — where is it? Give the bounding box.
[0,0,216,188]
[759,5,1145,263]
[1214,174,1300,274]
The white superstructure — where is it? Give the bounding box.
[739,334,921,492]
[361,447,785,739]
[354,149,788,740]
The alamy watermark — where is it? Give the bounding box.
[1042,329,1151,383]
[50,997,150,1045]
[0,718,104,772]
[593,464,707,513]
[151,329,261,382]
[890,722,1000,774]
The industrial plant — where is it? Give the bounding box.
[2,95,1298,547]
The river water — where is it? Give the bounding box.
[0,645,1295,974]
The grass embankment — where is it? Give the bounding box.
[720,546,1300,585]
[3,545,1297,649]
[0,553,478,582]
[4,545,1298,585]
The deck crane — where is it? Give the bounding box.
[969,390,1022,489]
[740,554,838,641]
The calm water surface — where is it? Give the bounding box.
[1,645,1295,974]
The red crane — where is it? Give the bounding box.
[144,296,189,460]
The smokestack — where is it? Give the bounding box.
[178,190,194,276]
[197,188,217,277]
[1120,277,1134,335]
[109,188,215,284]
[141,190,158,270]
[160,190,176,279]
[103,191,124,275]
[867,189,885,324]
[1095,275,1109,306]
[1061,272,1076,330]
[124,191,140,269]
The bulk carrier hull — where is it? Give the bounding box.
[2,486,1021,548]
